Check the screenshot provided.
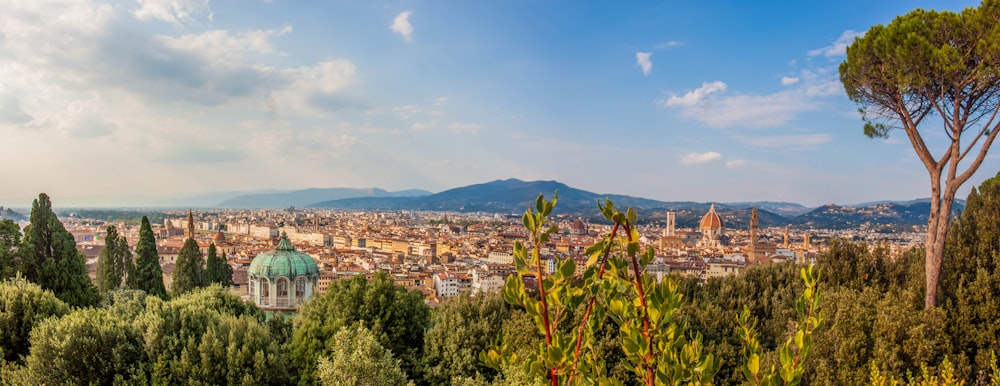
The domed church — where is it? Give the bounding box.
[698,203,725,248]
[248,232,320,312]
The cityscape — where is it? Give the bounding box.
[3,0,1000,384]
[1,180,931,308]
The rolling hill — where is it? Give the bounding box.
[217,187,432,208]
[306,178,953,230]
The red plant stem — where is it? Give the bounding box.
[624,222,654,386]
[533,233,557,386]
[572,223,620,364]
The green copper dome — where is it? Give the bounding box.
[248,232,319,280]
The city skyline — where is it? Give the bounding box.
[2,0,997,208]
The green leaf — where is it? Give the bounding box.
[627,242,639,258]
[747,353,760,376]
[559,258,576,280]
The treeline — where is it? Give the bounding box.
[2,175,1000,384]
[59,209,168,227]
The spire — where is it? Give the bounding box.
[186,210,195,240]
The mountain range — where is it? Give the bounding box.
[0,207,26,222]
[6,179,954,230]
[216,188,432,208]
[301,179,955,230]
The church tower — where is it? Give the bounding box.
[749,206,759,264]
[186,210,195,240]
[783,226,790,249]
[664,211,676,237]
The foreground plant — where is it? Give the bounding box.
[738,266,823,386]
[484,195,720,385]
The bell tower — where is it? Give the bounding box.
[186,210,195,240]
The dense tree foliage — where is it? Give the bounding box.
[840,0,1000,308]
[171,237,205,296]
[18,193,97,308]
[0,219,20,280]
[6,178,1000,384]
[423,293,512,384]
[317,324,410,386]
[0,277,70,364]
[96,225,131,295]
[204,243,234,286]
[3,285,287,385]
[291,272,430,385]
[23,308,146,385]
[129,216,168,299]
[940,171,1000,376]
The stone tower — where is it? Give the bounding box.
[664,211,676,237]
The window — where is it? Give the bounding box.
[276,278,289,307]
[259,278,269,306]
[295,277,307,304]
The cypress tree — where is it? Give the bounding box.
[220,251,233,287]
[96,226,130,295]
[172,238,205,296]
[128,216,167,299]
[0,219,20,280]
[204,244,233,286]
[19,193,98,308]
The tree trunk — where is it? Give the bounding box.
[924,178,957,309]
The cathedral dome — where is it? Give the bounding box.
[212,231,227,244]
[699,203,724,231]
[248,233,319,281]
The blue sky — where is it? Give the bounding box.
[1,0,996,207]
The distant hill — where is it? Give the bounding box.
[309,179,675,213]
[218,188,432,208]
[158,189,287,207]
[307,178,956,230]
[849,198,967,208]
[722,201,812,217]
[790,201,962,230]
[0,206,26,221]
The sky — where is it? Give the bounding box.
[1,0,998,208]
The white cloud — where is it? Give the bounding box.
[636,52,653,76]
[133,0,213,25]
[662,65,847,129]
[736,133,832,149]
[808,30,863,57]
[725,159,746,168]
[663,81,727,107]
[781,76,800,85]
[448,122,482,134]
[156,26,292,64]
[655,41,683,49]
[411,120,438,131]
[279,60,358,94]
[391,11,414,42]
[0,94,33,125]
[680,151,722,165]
